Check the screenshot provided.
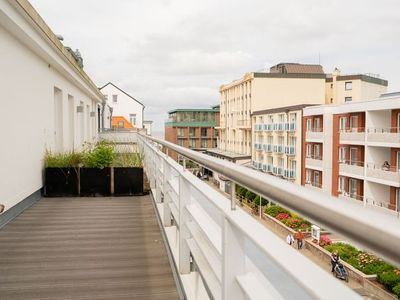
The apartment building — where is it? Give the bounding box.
[302,92,399,212]
[252,105,312,184]
[218,63,326,160]
[165,106,219,161]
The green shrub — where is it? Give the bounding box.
[324,243,360,261]
[392,283,400,298]
[83,142,115,169]
[253,196,268,207]
[378,271,400,290]
[45,151,82,168]
[265,205,289,217]
[362,261,394,275]
[113,153,143,167]
[245,190,257,201]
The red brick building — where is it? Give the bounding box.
[165,106,220,161]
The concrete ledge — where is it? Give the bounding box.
[0,189,41,229]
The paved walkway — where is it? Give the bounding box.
[0,196,179,300]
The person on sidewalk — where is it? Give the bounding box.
[295,231,304,249]
[331,251,340,273]
[286,234,294,246]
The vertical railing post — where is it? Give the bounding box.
[230,181,236,211]
[222,218,245,300]
[163,157,172,226]
[155,150,163,203]
[178,175,191,274]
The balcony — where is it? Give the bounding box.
[305,128,323,141]
[264,123,273,132]
[339,191,364,202]
[274,123,285,131]
[254,143,263,151]
[254,124,263,132]
[272,166,283,176]
[366,163,400,187]
[339,161,364,178]
[273,144,284,154]
[365,198,397,213]
[284,145,296,156]
[339,128,365,144]
[283,169,296,179]
[304,181,322,190]
[285,122,296,132]
[367,128,400,146]
[305,156,323,170]
[263,143,273,152]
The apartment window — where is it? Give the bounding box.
[289,136,296,146]
[189,139,196,148]
[118,121,124,128]
[338,176,345,193]
[339,147,346,163]
[112,95,118,103]
[397,113,400,131]
[306,169,312,183]
[201,139,207,148]
[278,136,284,146]
[178,140,184,146]
[397,151,400,171]
[289,160,296,171]
[306,144,312,157]
[313,118,320,131]
[396,188,400,211]
[201,128,207,137]
[313,171,320,186]
[177,128,184,137]
[345,81,352,90]
[306,119,312,131]
[349,178,358,199]
[279,114,285,124]
[339,117,347,131]
[129,114,136,126]
[330,83,333,89]
[349,116,358,131]
[314,144,321,159]
[189,127,195,137]
[350,148,358,165]
[289,113,296,123]
[345,97,352,102]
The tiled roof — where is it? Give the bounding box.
[270,63,324,74]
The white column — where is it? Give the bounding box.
[222,218,245,300]
[179,175,191,274]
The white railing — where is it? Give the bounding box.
[138,134,400,300]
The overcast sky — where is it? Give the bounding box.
[31,0,400,132]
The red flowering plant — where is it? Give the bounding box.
[276,213,290,220]
[319,235,332,247]
[282,217,302,229]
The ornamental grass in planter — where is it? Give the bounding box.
[80,141,115,196]
[44,151,81,197]
[113,152,144,196]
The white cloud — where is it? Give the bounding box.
[30,0,400,132]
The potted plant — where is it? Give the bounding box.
[80,141,115,196]
[44,151,81,197]
[112,152,144,196]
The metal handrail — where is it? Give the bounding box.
[139,134,400,267]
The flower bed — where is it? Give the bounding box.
[265,205,311,232]
[325,243,400,298]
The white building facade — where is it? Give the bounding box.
[0,0,104,218]
[303,93,400,213]
[100,82,145,129]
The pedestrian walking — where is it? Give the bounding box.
[296,231,304,249]
[286,234,294,246]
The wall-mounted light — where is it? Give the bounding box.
[76,105,84,113]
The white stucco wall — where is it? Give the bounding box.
[100,83,144,128]
[0,0,102,212]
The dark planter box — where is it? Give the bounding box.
[44,168,79,197]
[80,168,111,196]
[114,167,143,196]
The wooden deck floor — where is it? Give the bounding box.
[0,196,179,300]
